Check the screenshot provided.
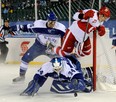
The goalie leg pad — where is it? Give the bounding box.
[82,67,93,92]
[50,80,74,93]
[20,80,40,96]
[50,67,93,93]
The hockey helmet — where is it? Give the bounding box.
[47,11,57,21]
[99,6,111,18]
[51,57,63,73]
[4,19,9,22]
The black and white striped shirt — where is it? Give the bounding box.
[0,25,14,42]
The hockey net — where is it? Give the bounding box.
[78,30,116,91]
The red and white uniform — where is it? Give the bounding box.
[53,9,103,57]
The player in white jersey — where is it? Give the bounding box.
[12,12,66,82]
[50,6,110,57]
[20,56,86,96]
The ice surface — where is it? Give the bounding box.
[0,64,116,102]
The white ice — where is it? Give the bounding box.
[0,64,116,102]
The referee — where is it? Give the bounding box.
[0,20,15,63]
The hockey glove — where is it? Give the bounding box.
[83,10,94,20]
[45,40,55,55]
[20,80,40,96]
[4,41,8,44]
[0,41,9,44]
[46,40,54,49]
[97,25,106,36]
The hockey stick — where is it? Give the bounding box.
[83,0,96,42]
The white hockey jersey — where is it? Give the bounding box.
[27,20,66,46]
[36,58,80,81]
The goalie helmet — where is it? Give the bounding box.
[47,11,57,21]
[99,6,111,18]
[51,57,63,73]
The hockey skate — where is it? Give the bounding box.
[12,76,25,82]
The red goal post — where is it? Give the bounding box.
[93,31,97,91]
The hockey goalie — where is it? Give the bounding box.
[20,55,93,96]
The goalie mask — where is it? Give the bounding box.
[51,57,63,73]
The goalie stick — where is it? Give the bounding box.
[73,79,78,97]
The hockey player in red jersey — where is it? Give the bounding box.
[50,6,110,57]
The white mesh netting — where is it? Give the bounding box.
[96,32,116,91]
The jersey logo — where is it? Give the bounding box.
[92,19,97,23]
[48,29,52,33]
[39,70,43,75]
[48,29,55,34]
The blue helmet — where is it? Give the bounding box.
[51,57,63,73]
[47,11,57,21]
